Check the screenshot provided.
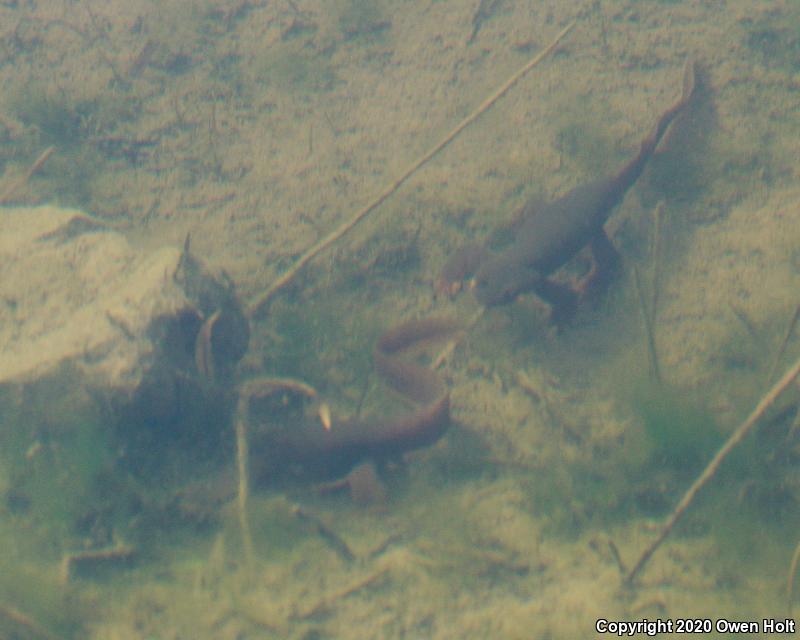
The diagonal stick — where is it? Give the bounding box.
[626,353,800,584]
[247,20,576,318]
[0,146,56,204]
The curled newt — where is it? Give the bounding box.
[255,317,459,487]
[441,58,697,321]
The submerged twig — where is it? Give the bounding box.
[0,146,55,204]
[247,20,576,318]
[0,602,59,640]
[468,0,501,44]
[632,202,665,384]
[294,567,390,621]
[633,266,661,384]
[626,354,800,585]
[60,543,135,583]
[608,538,627,576]
[235,412,254,568]
[239,376,318,400]
[195,309,222,381]
[767,302,800,384]
[291,505,356,564]
[234,376,320,568]
[788,539,800,615]
[650,201,664,327]
[729,302,762,346]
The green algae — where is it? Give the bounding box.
[631,381,722,472]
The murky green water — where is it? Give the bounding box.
[1,1,799,638]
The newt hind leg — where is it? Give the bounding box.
[576,230,622,303]
[532,277,579,327]
[539,230,620,326]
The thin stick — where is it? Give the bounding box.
[295,567,390,621]
[235,413,254,568]
[767,303,800,384]
[788,539,800,615]
[0,602,60,640]
[233,375,319,567]
[650,201,664,325]
[247,21,576,318]
[291,505,356,564]
[626,354,800,585]
[729,302,761,346]
[633,266,661,384]
[239,376,318,400]
[60,543,135,583]
[0,146,55,204]
[607,538,628,576]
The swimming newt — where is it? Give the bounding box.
[441,59,696,320]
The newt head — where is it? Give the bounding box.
[435,242,487,299]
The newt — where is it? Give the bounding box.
[440,59,696,320]
[255,317,459,489]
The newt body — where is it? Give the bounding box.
[447,60,696,317]
[258,317,458,481]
